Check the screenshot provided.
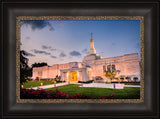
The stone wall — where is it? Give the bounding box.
[87,53,140,80]
[32,62,82,79]
[32,53,140,81]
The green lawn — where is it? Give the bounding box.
[46,84,140,99]
[23,81,55,88]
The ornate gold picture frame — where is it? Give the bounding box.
[16,16,144,104]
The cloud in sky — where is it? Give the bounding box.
[70,51,81,56]
[20,20,54,31]
[59,52,66,57]
[82,48,89,54]
[42,45,56,51]
[20,20,140,66]
[25,51,35,57]
[50,55,57,58]
[32,49,51,55]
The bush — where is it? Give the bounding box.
[95,76,103,80]
[78,80,94,84]
[35,77,39,81]
[126,76,131,79]
[56,81,63,83]
[124,82,140,85]
[40,78,54,81]
[133,77,138,82]
[20,88,115,99]
[26,78,33,81]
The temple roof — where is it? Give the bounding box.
[82,54,103,64]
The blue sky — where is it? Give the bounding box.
[20,20,140,66]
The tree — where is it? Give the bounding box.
[104,71,116,80]
[126,76,131,82]
[104,64,116,81]
[133,77,138,82]
[20,50,31,84]
[31,62,48,68]
[29,62,48,77]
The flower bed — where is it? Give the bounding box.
[20,88,115,99]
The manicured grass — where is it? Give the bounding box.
[46,84,140,99]
[23,81,55,88]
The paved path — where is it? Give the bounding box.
[27,83,140,90]
[124,85,141,87]
[79,83,140,89]
[28,83,69,90]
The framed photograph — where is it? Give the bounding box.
[1,0,159,118]
[17,16,144,103]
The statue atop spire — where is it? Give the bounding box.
[89,32,96,54]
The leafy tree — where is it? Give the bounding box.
[126,76,131,82]
[104,64,116,80]
[104,71,116,80]
[20,51,48,84]
[29,62,48,76]
[20,50,31,84]
[31,62,48,68]
[133,77,138,82]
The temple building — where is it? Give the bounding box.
[32,33,140,82]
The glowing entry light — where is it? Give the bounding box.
[40,82,43,86]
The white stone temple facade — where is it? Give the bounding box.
[32,33,140,82]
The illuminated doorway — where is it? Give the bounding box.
[68,71,78,82]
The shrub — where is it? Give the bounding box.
[27,78,33,81]
[126,76,130,79]
[114,78,119,80]
[133,77,138,82]
[56,81,63,83]
[35,77,39,81]
[20,88,115,99]
[95,76,103,80]
[78,80,94,84]
[55,75,61,81]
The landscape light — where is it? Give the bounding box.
[21,85,24,88]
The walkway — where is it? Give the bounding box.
[28,82,140,90]
[28,82,69,90]
[79,83,140,89]
[124,85,141,87]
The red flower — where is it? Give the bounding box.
[20,88,115,99]
[99,95,105,99]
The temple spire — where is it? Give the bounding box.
[89,32,96,54]
[91,32,93,39]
